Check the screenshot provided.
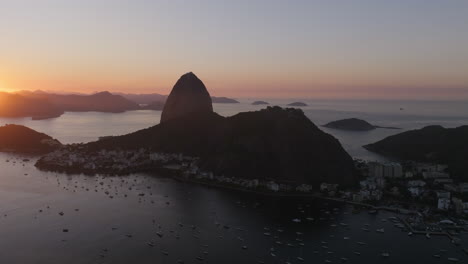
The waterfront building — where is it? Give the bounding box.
[266,181,279,192]
[320,183,338,192]
[368,162,403,178]
[407,180,426,187]
[422,171,450,179]
[433,178,453,185]
[437,198,451,211]
[459,183,468,193]
[436,190,451,199]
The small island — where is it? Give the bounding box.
[0,124,62,154]
[324,118,401,131]
[252,101,269,105]
[287,102,308,107]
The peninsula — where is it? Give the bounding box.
[0,124,61,153]
[36,72,357,188]
[364,125,468,180]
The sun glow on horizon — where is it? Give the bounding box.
[0,1,467,100]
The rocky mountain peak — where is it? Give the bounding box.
[160,72,213,123]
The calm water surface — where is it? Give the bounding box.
[0,100,467,263]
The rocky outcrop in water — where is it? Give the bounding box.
[160,72,213,123]
[288,102,308,107]
[324,118,401,131]
[324,118,376,131]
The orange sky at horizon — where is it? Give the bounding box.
[1,1,467,100]
[1,67,467,100]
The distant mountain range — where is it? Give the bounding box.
[0,90,239,119]
[115,92,239,104]
[0,92,64,119]
[19,91,141,113]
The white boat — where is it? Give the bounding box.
[381,252,390,258]
[376,228,385,233]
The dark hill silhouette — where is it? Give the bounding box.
[85,106,356,186]
[364,125,468,180]
[161,72,213,123]
[12,90,140,116]
[0,124,61,153]
[38,91,140,113]
[54,72,357,186]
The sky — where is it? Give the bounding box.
[0,0,467,99]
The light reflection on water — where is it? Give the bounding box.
[0,153,466,264]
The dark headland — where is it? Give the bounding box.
[36,72,357,188]
[324,118,401,131]
[0,124,61,153]
[364,125,468,180]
